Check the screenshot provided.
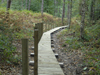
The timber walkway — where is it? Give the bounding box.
[37,26,68,75]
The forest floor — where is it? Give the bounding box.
[0,8,100,75]
[0,39,35,75]
[52,30,84,75]
[0,28,85,75]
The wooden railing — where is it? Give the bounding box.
[22,22,64,75]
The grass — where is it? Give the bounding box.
[59,18,100,75]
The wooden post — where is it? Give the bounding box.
[49,24,50,30]
[48,24,49,30]
[46,24,47,31]
[45,23,47,32]
[47,23,48,31]
[54,24,55,28]
[43,23,45,32]
[22,39,29,75]
[46,24,48,31]
[53,24,54,29]
[34,28,38,75]
[40,23,43,37]
[35,23,43,42]
[47,24,49,31]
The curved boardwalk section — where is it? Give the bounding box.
[38,26,68,75]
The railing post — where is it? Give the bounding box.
[35,23,43,42]
[53,24,54,29]
[40,23,43,37]
[43,23,45,32]
[34,28,38,75]
[46,23,47,32]
[22,39,29,75]
[45,23,47,32]
[46,24,48,31]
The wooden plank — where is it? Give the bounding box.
[38,63,61,68]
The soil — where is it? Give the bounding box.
[0,39,35,75]
[51,30,84,75]
[0,29,84,75]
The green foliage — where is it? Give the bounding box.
[65,36,84,49]
[0,72,2,75]
[0,9,16,63]
[60,18,100,74]
[30,0,41,12]
[0,31,16,63]
[0,0,7,7]
[0,0,100,74]
[9,54,21,65]
[11,0,23,10]
[83,33,91,42]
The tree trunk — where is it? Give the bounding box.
[7,0,11,11]
[6,0,11,17]
[22,0,24,9]
[28,0,31,10]
[6,0,11,21]
[67,0,72,28]
[62,0,65,26]
[26,0,28,9]
[90,0,95,21]
[59,0,62,17]
[79,0,82,15]
[41,0,44,21]
[80,0,86,39]
[54,0,57,16]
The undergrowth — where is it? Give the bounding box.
[59,18,100,75]
[0,7,63,65]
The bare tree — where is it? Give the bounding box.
[6,0,11,21]
[58,0,62,17]
[80,0,86,39]
[41,0,44,21]
[54,0,58,16]
[62,0,65,25]
[26,0,28,9]
[54,0,57,16]
[28,0,31,10]
[90,0,95,21]
[7,0,11,11]
[79,0,82,15]
[22,0,24,9]
[67,0,72,28]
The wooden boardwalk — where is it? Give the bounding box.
[38,26,68,75]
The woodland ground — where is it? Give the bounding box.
[0,8,100,75]
[53,30,85,75]
[0,29,84,75]
[0,25,100,75]
[0,28,95,75]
